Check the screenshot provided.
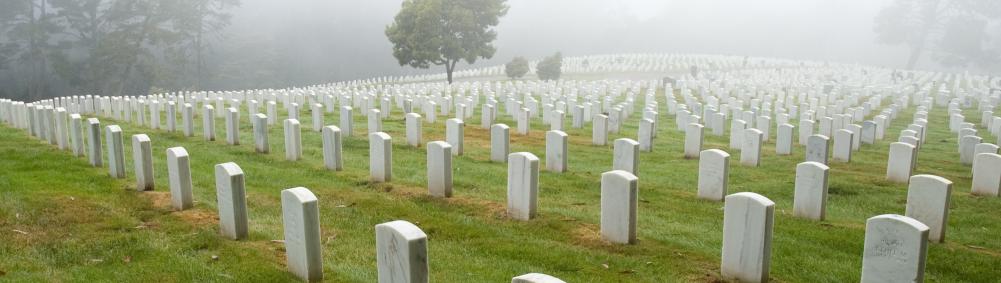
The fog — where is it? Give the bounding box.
[2,0,996,100]
[219,0,903,84]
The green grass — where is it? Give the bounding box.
[1,89,999,282]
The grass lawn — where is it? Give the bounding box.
[1,88,999,282]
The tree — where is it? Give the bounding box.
[385,0,508,84]
[504,56,528,79]
[874,0,1001,71]
[536,52,562,81]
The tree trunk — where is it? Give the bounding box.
[445,60,454,84]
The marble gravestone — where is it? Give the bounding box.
[861,214,929,283]
[446,118,464,155]
[370,132,393,182]
[284,119,302,161]
[426,141,453,198]
[87,118,102,167]
[793,161,829,220]
[806,134,830,164]
[203,105,216,141]
[322,126,343,171]
[491,124,510,163]
[741,128,763,167]
[886,142,917,183]
[406,113,422,147]
[166,147,194,210]
[215,162,249,240]
[132,134,154,191]
[600,170,639,244]
[545,130,568,173]
[776,123,793,155]
[507,152,540,220]
[225,107,239,145]
[833,129,853,163]
[971,153,1001,196]
[684,123,704,158]
[697,149,729,201]
[721,192,774,283]
[70,114,84,157]
[106,125,126,178]
[512,273,566,283]
[281,187,323,282]
[593,114,608,146]
[340,106,354,137]
[375,220,429,283]
[613,138,640,175]
[905,175,952,243]
[253,113,269,153]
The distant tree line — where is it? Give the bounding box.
[875,0,1001,73]
[0,0,238,101]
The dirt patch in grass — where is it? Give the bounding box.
[570,222,614,248]
[144,191,173,209]
[175,209,219,227]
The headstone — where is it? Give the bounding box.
[182,103,194,137]
[972,153,1001,196]
[446,118,464,155]
[697,149,729,201]
[490,124,510,163]
[106,125,125,178]
[730,119,747,150]
[375,220,428,283]
[166,102,177,132]
[284,119,302,161]
[799,119,814,145]
[860,214,929,283]
[370,132,392,182]
[861,121,876,144]
[368,108,382,134]
[793,161,829,220]
[776,123,793,155]
[721,192,774,283]
[166,147,193,210]
[340,106,354,137]
[267,101,278,125]
[70,114,84,157]
[613,138,639,175]
[426,140,453,198]
[517,108,530,135]
[253,113,269,153]
[685,123,704,158]
[132,134,154,191]
[406,113,422,147]
[203,105,216,141]
[833,129,853,163]
[638,118,655,152]
[905,175,952,243]
[281,187,323,282]
[756,116,771,142]
[600,170,639,244]
[593,114,608,145]
[886,142,917,183]
[482,104,495,129]
[55,108,67,149]
[512,273,566,283]
[959,135,982,165]
[87,118,102,167]
[806,134,830,164]
[225,107,239,145]
[507,152,539,220]
[311,103,323,132]
[545,130,568,172]
[215,162,249,240]
[741,128,763,167]
[322,126,343,171]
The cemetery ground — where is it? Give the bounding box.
[1,89,1000,282]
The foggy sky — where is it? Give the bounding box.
[221,0,910,84]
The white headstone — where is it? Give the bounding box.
[806,134,830,164]
[375,220,428,283]
[613,138,639,175]
[406,113,422,147]
[741,128,763,167]
[70,114,84,157]
[340,106,354,137]
[284,119,302,161]
[600,170,638,244]
[281,187,323,282]
[491,124,510,162]
[322,125,343,171]
[905,175,952,243]
[203,105,216,141]
[507,152,539,220]
[697,149,729,201]
[225,107,240,145]
[166,147,193,210]
[685,123,704,158]
[87,118,102,166]
[886,142,917,183]
[446,118,464,155]
[833,129,853,163]
[370,132,392,182]
[972,153,1001,196]
[721,192,774,283]
[511,273,566,283]
[253,113,269,153]
[132,134,154,191]
[593,114,608,145]
[215,162,248,240]
[860,214,929,283]
[426,141,453,198]
[106,125,125,178]
[793,161,829,220]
